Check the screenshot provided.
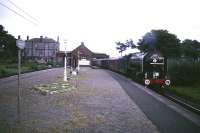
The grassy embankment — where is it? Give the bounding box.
[0,60,51,78]
[168,59,200,105]
[168,86,200,105]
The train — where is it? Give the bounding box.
[91,50,171,87]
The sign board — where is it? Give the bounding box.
[16,39,25,49]
[79,59,90,66]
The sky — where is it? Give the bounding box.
[1,0,200,57]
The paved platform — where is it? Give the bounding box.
[73,67,160,133]
[0,67,199,133]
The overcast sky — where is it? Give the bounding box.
[1,0,200,57]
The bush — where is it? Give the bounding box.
[30,63,38,71]
[5,64,17,69]
[0,68,7,77]
[0,60,54,78]
[168,59,200,86]
[37,64,48,70]
[47,60,53,66]
[0,67,17,77]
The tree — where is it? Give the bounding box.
[116,41,128,56]
[137,30,181,57]
[125,39,136,49]
[116,39,136,56]
[0,25,17,60]
[181,39,200,61]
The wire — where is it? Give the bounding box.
[5,0,39,23]
[0,2,38,26]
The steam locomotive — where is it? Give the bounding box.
[91,51,170,87]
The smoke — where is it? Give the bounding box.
[143,31,156,49]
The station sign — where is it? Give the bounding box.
[16,39,25,49]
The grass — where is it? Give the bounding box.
[33,80,76,95]
[0,119,10,133]
[169,85,200,105]
[0,61,49,78]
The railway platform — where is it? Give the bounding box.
[0,67,199,133]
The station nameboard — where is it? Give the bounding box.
[16,39,25,49]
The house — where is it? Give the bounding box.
[56,42,109,67]
[23,36,60,64]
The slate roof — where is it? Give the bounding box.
[72,43,93,54]
[27,37,57,43]
[57,43,109,59]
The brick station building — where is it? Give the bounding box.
[56,42,109,68]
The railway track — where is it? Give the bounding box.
[151,87,200,115]
[163,91,200,115]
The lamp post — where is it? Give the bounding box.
[64,40,67,81]
[77,50,80,72]
[16,37,25,123]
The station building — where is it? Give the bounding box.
[56,42,109,67]
[22,36,60,64]
[22,36,108,67]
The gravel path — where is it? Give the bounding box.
[0,67,160,133]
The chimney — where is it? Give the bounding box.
[18,35,21,39]
[40,36,43,42]
[27,36,29,40]
[81,42,84,46]
[57,36,59,42]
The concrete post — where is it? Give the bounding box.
[17,49,21,123]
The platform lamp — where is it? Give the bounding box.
[16,36,25,123]
[63,40,67,81]
[77,50,80,72]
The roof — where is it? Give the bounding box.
[27,37,58,43]
[93,52,109,59]
[72,43,93,53]
[57,43,109,59]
